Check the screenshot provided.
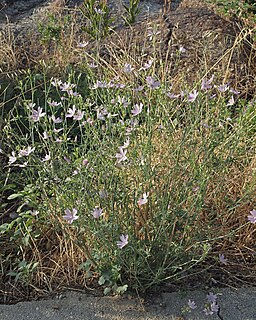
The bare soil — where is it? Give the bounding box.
[0,0,254,97]
[0,0,254,93]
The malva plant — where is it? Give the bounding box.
[0,5,255,296]
[1,63,255,296]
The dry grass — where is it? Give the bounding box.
[0,28,17,73]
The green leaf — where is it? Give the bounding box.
[7,271,18,277]
[7,193,21,200]
[103,287,111,295]
[116,284,128,294]
[98,275,106,285]
[0,184,16,192]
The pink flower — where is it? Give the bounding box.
[146,76,160,89]
[117,96,129,108]
[188,299,197,309]
[188,89,198,102]
[8,151,17,165]
[121,139,130,149]
[66,105,76,118]
[63,156,71,163]
[227,96,235,106]
[147,27,160,41]
[51,78,62,87]
[123,63,134,73]
[18,162,28,168]
[219,253,228,265]
[88,62,97,68]
[91,80,108,89]
[60,82,76,92]
[117,234,128,249]
[131,103,143,117]
[63,208,79,224]
[48,101,61,107]
[167,92,180,99]
[51,115,63,123]
[67,90,81,97]
[229,88,240,95]
[210,302,219,313]
[82,159,89,166]
[92,207,104,219]
[96,107,108,120]
[31,107,46,122]
[77,41,89,48]
[18,146,35,157]
[86,118,94,125]
[116,147,128,163]
[43,131,50,140]
[143,59,153,70]
[179,46,186,53]
[134,85,144,92]
[72,169,79,176]
[218,84,229,92]
[201,75,214,90]
[138,193,148,206]
[42,153,51,162]
[203,308,213,316]
[73,110,84,121]
[248,209,256,223]
[53,128,63,133]
[207,292,218,304]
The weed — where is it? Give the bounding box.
[0,0,255,300]
[122,0,141,26]
[1,62,256,295]
[208,0,256,25]
[79,0,114,40]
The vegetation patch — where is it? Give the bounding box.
[0,0,255,303]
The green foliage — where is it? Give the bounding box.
[209,0,256,24]
[122,0,141,26]
[38,14,72,44]
[0,62,255,294]
[79,0,114,40]
[7,260,39,285]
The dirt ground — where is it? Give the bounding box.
[0,0,254,107]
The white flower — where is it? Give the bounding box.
[18,146,35,157]
[138,193,148,206]
[51,115,63,123]
[42,153,51,162]
[117,234,128,249]
[43,131,50,140]
[131,103,143,117]
[8,151,17,165]
[73,110,84,121]
[66,105,77,118]
[116,147,128,163]
[31,107,46,122]
[92,207,104,219]
[123,63,134,73]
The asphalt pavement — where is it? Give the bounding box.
[0,287,255,320]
